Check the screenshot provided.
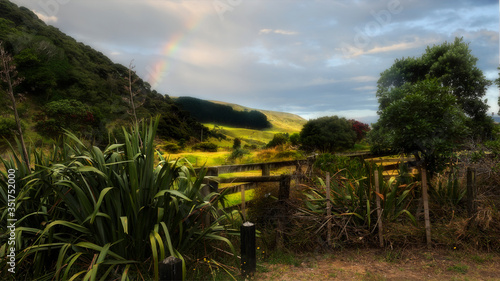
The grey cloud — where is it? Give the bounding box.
[9,0,500,120]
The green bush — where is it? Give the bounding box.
[193,142,218,152]
[0,116,17,139]
[266,133,289,148]
[161,141,181,153]
[228,148,250,161]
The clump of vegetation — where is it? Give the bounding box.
[300,116,357,153]
[192,141,218,152]
[0,118,237,280]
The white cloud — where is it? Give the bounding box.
[350,76,378,83]
[33,11,58,23]
[259,29,298,35]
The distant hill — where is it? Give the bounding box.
[175,97,272,130]
[0,0,207,145]
[208,100,307,133]
[175,97,306,133]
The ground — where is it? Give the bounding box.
[253,247,500,281]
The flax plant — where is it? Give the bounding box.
[0,117,235,280]
[301,156,416,243]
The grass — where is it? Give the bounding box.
[266,250,301,267]
[447,264,469,274]
[223,188,257,207]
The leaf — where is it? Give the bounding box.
[120,217,128,234]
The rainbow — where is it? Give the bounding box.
[148,15,203,89]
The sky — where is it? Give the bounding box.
[9,0,500,124]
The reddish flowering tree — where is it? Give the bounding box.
[350,120,370,142]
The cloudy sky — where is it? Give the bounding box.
[10,0,500,123]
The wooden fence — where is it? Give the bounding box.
[196,154,418,214]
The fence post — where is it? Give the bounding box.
[325,172,332,247]
[278,175,291,200]
[203,168,219,227]
[421,167,432,248]
[466,167,476,217]
[241,222,256,277]
[277,175,291,249]
[241,184,246,221]
[261,164,270,176]
[374,170,384,248]
[159,256,183,281]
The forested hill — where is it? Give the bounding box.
[0,0,207,143]
[176,97,272,130]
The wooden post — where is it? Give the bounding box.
[466,167,476,217]
[277,175,291,249]
[278,175,291,200]
[203,168,219,227]
[421,167,431,248]
[374,170,384,248]
[262,164,270,176]
[159,256,183,281]
[241,184,246,221]
[241,222,256,277]
[325,172,332,247]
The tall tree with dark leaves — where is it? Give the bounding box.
[377,37,493,140]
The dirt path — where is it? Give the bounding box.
[253,247,500,281]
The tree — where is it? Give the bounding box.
[349,119,370,142]
[0,41,29,168]
[377,37,493,140]
[232,138,241,149]
[371,78,468,174]
[289,133,300,146]
[300,116,356,153]
[266,133,289,148]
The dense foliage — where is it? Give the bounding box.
[0,118,236,280]
[265,133,289,148]
[349,120,370,142]
[372,79,468,173]
[370,38,495,174]
[376,37,494,141]
[176,97,272,130]
[0,0,208,144]
[300,116,357,152]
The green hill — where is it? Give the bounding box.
[208,100,307,133]
[175,97,272,130]
[189,99,307,146]
[0,0,207,146]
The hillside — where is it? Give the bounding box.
[178,97,307,133]
[209,100,307,133]
[174,97,307,146]
[175,97,272,130]
[0,0,208,146]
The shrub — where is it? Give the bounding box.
[266,133,289,148]
[228,148,250,161]
[193,142,218,152]
[161,141,181,153]
[232,138,241,149]
[0,116,17,139]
